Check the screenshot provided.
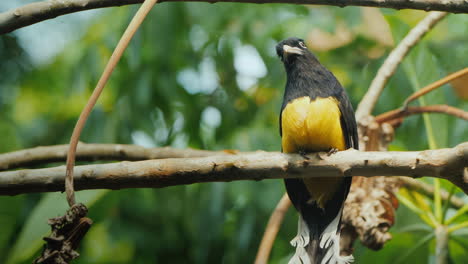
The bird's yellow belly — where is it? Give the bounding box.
[281,96,345,208]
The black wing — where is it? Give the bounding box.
[336,86,359,150]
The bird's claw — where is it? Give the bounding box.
[299,150,310,160]
[327,148,338,156]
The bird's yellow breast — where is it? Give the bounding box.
[281,96,345,207]
[282,96,345,152]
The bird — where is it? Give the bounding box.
[276,37,358,264]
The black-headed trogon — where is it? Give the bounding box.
[276,37,359,264]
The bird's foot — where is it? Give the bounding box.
[299,150,310,160]
[327,148,339,156]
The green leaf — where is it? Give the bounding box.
[445,200,468,225]
[80,222,134,263]
[448,222,468,233]
[394,232,434,264]
[0,196,24,260]
[397,223,432,234]
[398,189,436,227]
[449,235,468,263]
[434,179,443,223]
[442,185,456,224]
[6,190,108,264]
[399,30,451,226]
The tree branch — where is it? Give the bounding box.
[0,143,235,171]
[254,193,291,264]
[402,67,468,109]
[0,0,466,35]
[355,11,447,121]
[0,143,466,196]
[375,105,468,125]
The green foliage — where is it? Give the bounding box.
[0,3,466,264]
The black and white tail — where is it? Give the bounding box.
[288,209,353,264]
[285,178,353,264]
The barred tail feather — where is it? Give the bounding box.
[288,216,311,264]
[288,209,353,264]
[319,209,353,264]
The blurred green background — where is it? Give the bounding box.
[0,1,467,263]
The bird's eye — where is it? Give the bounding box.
[299,42,306,48]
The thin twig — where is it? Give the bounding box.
[402,67,468,109]
[65,0,158,207]
[255,193,291,264]
[355,12,448,121]
[375,105,468,125]
[0,1,466,34]
[1,143,467,196]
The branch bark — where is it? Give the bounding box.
[0,143,466,196]
[0,143,235,171]
[2,143,465,210]
[0,0,466,35]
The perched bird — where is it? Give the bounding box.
[276,37,358,264]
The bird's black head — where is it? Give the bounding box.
[276,37,312,64]
[276,37,310,63]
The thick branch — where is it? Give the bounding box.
[2,143,464,208]
[0,143,231,171]
[0,0,466,35]
[0,143,466,196]
[355,11,447,121]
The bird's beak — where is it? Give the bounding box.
[283,45,303,56]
